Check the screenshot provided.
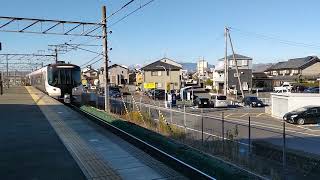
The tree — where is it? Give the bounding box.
[205,79,213,86]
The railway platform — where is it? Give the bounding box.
[0,87,186,180]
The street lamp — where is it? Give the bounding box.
[156,65,168,108]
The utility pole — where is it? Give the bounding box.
[102,5,109,112]
[6,55,9,88]
[55,48,58,63]
[224,27,228,96]
[227,28,244,98]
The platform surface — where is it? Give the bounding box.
[0,87,86,179]
[0,87,186,180]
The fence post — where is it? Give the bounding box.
[201,108,204,145]
[0,72,3,95]
[248,116,251,154]
[222,112,225,152]
[170,103,173,124]
[183,105,187,132]
[96,94,99,109]
[283,120,286,179]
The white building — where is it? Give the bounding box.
[197,59,208,77]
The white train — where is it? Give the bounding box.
[27,62,83,103]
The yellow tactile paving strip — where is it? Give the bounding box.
[25,86,122,180]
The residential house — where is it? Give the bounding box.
[82,66,99,87]
[213,54,253,92]
[99,64,129,87]
[141,58,182,91]
[252,63,273,91]
[265,56,320,86]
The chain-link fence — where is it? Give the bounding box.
[77,92,320,179]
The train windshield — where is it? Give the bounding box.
[48,66,81,86]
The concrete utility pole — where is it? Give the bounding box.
[6,55,9,88]
[227,28,244,98]
[55,48,58,63]
[224,27,228,96]
[102,6,109,112]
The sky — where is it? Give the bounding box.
[1,0,320,69]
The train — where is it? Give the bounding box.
[27,62,83,103]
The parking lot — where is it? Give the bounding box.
[130,91,320,133]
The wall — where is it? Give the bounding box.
[302,62,320,76]
[271,93,320,118]
[144,70,181,90]
[227,69,252,91]
[109,66,129,85]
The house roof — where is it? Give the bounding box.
[141,58,182,71]
[108,64,128,70]
[267,56,319,71]
[219,54,252,61]
[252,63,273,73]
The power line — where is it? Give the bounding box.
[64,43,104,56]
[108,0,156,28]
[67,0,157,67]
[229,27,320,49]
[66,0,136,45]
[80,53,102,67]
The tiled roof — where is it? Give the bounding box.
[267,56,319,70]
[141,58,182,71]
[219,54,252,61]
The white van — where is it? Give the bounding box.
[210,95,228,108]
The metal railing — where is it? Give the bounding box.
[77,92,320,180]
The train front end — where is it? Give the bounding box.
[46,64,82,103]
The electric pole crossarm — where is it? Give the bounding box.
[0,16,103,37]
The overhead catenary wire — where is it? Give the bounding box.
[69,0,157,67]
[229,27,320,49]
[80,53,103,67]
[65,0,137,45]
[108,0,156,28]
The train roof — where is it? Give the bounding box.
[48,63,79,68]
[27,63,80,77]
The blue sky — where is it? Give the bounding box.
[1,0,320,68]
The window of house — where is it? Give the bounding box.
[272,71,278,75]
[292,69,299,74]
[151,71,161,76]
[242,60,248,66]
[167,70,169,76]
[151,71,157,76]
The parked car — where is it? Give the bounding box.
[274,82,293,92]
[242,96,264,107]
[149,89,166,100]
[303,87,320,93]
[193,97,210,108]
[109,90,121,98]
[210,95,228,108]
[283,106,320,125]
[291,85,306,93]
